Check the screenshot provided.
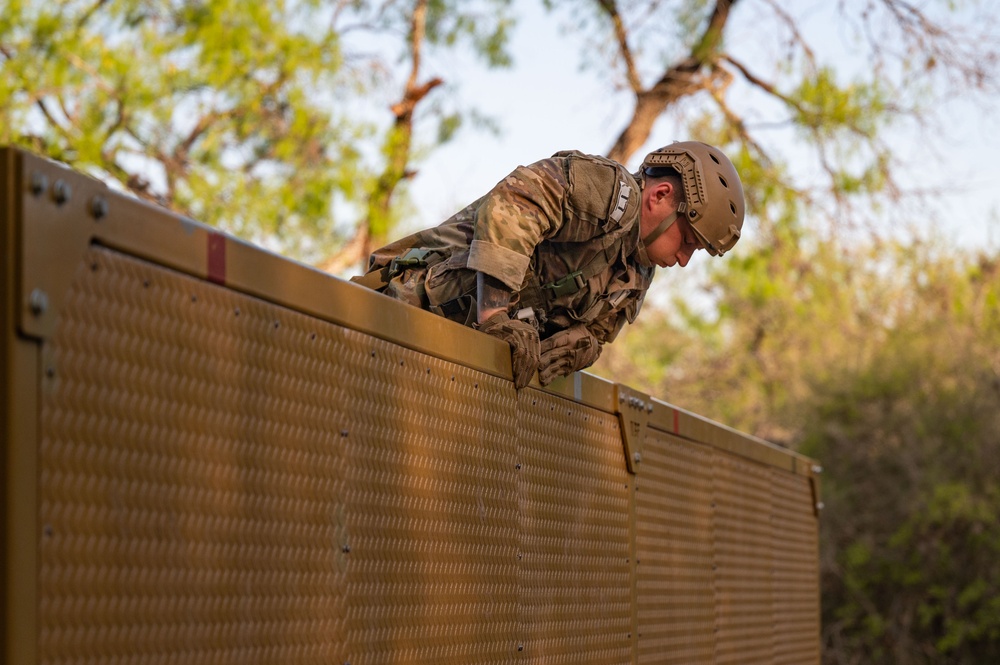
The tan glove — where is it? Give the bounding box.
[538,326,602,386]
[477,311,540,389]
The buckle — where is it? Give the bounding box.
[543,270,585,298]
[388,248,431,276]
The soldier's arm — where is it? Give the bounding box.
[467,157,569,291]
[476,272,512,324]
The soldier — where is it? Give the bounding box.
[351,141,745,388]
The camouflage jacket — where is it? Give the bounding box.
[353,150,656,345]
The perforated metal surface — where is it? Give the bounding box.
[33,244,819,665]
[636,430,820,665]
[40,248,527,664]
[9,149,822,665]
[338,332,520,664]
[41,248,352,664]
[516,393,632,664]
[635,431,716,664]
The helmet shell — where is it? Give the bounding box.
[641,141,745,256]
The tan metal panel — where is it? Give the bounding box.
[38,247,526,664]
[635,430,716,665]
[5,147,822,664]
[712,454,777,664]
[40,248,352,663]
[516,392,632,664]
[770,468,821,665]
[338,331,520,664]
[2,147,40,665]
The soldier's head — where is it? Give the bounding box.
[637,141,745,268]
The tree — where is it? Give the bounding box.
[545,0,998,235]
[319,0,514,273]
[558,4,1000,661]
[0,0,513,264]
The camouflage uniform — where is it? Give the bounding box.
[353,150,655,348]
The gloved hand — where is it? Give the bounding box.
[538,325,601,386]
[476,311,540,389]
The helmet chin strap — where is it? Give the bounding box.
[641,211,678,247]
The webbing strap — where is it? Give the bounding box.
[352,247,438,293]
[641,211,678,247]
[352,266,391,291]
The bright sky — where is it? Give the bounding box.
[401,0,1000,254]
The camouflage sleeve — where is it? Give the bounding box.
[467,157,570,291]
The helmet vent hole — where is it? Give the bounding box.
[718,175,728,188]
[710,153,721,164]
[730,202,737,214]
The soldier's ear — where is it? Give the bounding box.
[651,180,674,205]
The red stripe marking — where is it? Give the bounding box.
[207,232,226,284]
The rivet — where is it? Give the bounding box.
[28,289,48,316]
[30,172,48,196]
[90,196,108,220]
[52,179,71,205]
[342,544,351,554]
[633,452,642,464]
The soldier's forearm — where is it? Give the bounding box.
[476,272,511,323]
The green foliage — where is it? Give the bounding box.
[598,233,1000,663]
[1,0,365,261]
[790,67,890,139]
[0,0,514,263]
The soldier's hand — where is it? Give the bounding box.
[476,312,540,389]
[538,326,601,386]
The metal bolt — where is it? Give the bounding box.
[30,172,48,196]
[90,196,109,220]
[633,452,642,465]
[342,544,351,554]
[52,179,71,205]
[28,289,48,316]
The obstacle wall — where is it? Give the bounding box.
[2,148,821,664]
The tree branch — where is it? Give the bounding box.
[594,0,642,94]
[606,0,741,163]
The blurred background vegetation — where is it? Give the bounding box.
[3,0,999,662]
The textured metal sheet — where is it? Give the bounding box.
[9,148,822,665]
[636,430,820,665]
[39,247,523,664]
[713,453,776,664]
[635,430,716,664]
[770,467,821,665]
[516,392,632,664]
[338,330,520,664]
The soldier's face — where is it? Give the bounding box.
[645,216,704,268]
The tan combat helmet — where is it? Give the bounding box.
[640,141,745,256]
